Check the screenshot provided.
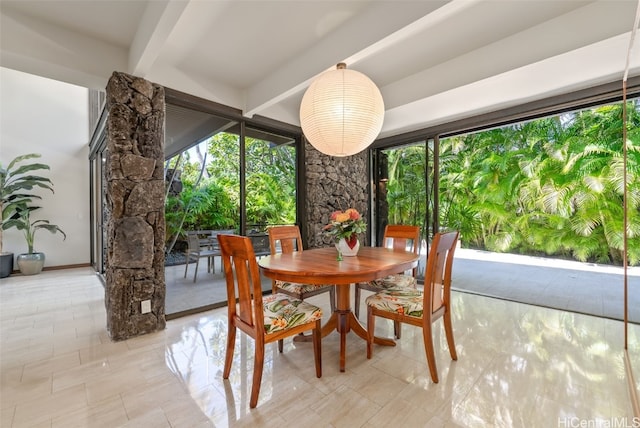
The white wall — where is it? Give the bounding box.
[0,67,90,267]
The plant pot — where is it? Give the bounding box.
[0,252,13,278]
[16,252,45,275]
[335,237,360,257]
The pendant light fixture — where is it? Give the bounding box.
[300,63,384,157]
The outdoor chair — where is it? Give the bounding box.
[218,234,322,408]
[366,230,459,383]
[183,232,218,283]
[207,229,236,273]
[268,225,336,313]
[355,224,420,338]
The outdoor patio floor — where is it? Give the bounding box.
[165,256,273,318]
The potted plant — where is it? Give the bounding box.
[9,206,66,275]
[0,153,56,277]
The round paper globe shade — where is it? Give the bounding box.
[300,66,384,157]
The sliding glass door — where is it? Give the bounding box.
[374,142,432,280]
[244,127,297,255]
[162,102,302,317]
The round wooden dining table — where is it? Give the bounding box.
[258,246,419,372]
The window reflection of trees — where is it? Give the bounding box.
[163,316,280,417]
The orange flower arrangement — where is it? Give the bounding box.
[322,208,366,248]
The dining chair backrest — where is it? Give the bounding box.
[423,230,459,316]
[268,225,303,255]
[382,225,421,276]
[218,234,264,333]
[267,224,336,312]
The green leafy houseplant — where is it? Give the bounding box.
[0,153,55,254]
[9,206,66,254]
[0,153,63,276]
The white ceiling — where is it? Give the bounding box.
[1,0,639,139]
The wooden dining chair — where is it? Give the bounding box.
[268,225,336,313]
[354,224,420,338]
[218,234,323,408]
[184,232,218,282]
[366,230,459,383]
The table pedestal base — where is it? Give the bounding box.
[320,309,396,372]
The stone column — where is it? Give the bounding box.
[304,141,369,249]
[104,72,166,340]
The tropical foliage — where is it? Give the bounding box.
[164,100,639,266]
[164,132,297,249]
[386,146,428,232]
[385,100,640,266]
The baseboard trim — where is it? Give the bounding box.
[11,262,91,274]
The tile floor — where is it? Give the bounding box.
[1,267,638,427]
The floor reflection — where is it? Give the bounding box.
[162,290,633,427]
[1,267,635,427]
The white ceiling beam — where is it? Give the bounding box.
[381,33,639,137]
[148,62,244,109]
[242,0,451,118]
[0,6,126,89]
[128,0,190,78]
[381,0,637,112]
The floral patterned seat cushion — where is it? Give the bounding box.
[360,274,417,290]
[263,293,323,334]
[365,287,424,318]
[275,280,334,295]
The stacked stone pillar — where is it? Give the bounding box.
[104,72,166,340]
[304,141,369,249]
